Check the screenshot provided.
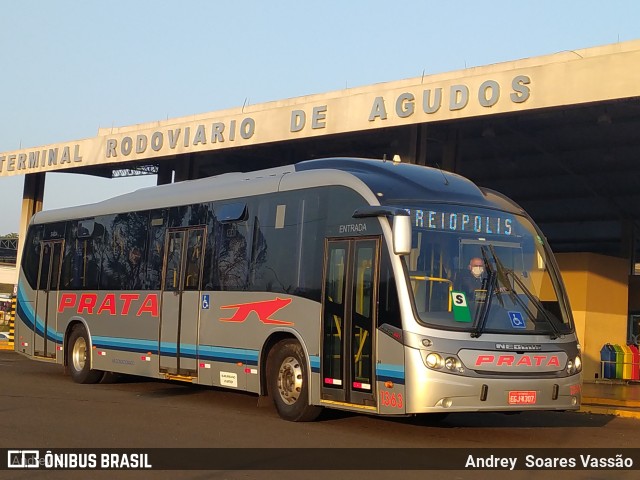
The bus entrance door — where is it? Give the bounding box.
[34,241,63,359]
[321,237,379,408]
[160,227,206,378]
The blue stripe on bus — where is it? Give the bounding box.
[376,363,405,384]
[309,355,403,383]
[93,336,158,354]
[309,355,320,373]
[93,338,259,366]
[158,343,198,358]
[159,341,177,355]
[199,345,259,365]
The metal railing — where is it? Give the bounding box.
[0,238,18,266]
[0,238,18,250]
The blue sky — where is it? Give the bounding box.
[1,0,639,234]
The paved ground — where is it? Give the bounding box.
[581,381,640,418]
[3,349,640,479]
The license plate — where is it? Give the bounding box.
[508,390,537,405]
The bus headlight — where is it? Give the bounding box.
[566,355,582,375]
[574,355,582,373]
[444,357,459,371]
[425,353,443,369]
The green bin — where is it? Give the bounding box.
[613,344,625,379]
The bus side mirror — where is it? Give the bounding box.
[352,206,412,256]
[393,215,412,256]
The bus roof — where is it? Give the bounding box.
[296,158,523,212]
[31,158,523,225]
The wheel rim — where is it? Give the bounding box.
[277,356,303,405]
[72,336,87,372]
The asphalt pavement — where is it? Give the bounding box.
[581,381,640,419]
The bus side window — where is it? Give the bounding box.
[249,195,299,295]
[22,225,44,289]
[58,221,98,290]
[147,209,168,291]
[214,202,251,291]
[100,212,149,290]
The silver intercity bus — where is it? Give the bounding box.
[15,158,581,421]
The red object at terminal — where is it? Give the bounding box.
[629,344,640,380]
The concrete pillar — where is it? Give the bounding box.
[174,154,195,182]
[555,253,629,381]
[442,126,460,172]
[157,164,173,185]
[15,173,45,281]
[390,125,428,165]
[409,124,428,166]
[620,220,635,272]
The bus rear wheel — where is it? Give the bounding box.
[267,339,322,422]
[67,325,104,384]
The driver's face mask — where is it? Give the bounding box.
[471,266,484,278]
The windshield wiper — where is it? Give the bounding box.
[502,268,563,340]
[470,247,496,338]
[487,245,562,340]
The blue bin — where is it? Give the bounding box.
[600,344,617,379]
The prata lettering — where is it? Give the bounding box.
[58,293,159,317]
[475,354,560,367]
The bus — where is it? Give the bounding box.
[15,157,581,421]
[0,295,11,326]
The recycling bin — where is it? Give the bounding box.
[600,344,616,379]
[629,344,640,380]
[613,344,625,379]
[621,345,634,380]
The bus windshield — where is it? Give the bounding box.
[403,204,573,336]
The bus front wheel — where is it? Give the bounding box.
[267,339,322,422]
[67,325,104,384]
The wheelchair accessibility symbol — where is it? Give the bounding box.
[202,294,210,310]
[508,311,526,329]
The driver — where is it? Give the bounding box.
[457,257,487,302]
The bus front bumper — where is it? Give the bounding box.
[404,365,582,414]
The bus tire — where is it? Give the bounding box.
[67,325,103,384]
[267,339,322,422]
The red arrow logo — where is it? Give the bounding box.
[219,297,293,325]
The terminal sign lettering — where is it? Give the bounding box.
[411,209,513,236]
